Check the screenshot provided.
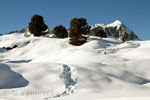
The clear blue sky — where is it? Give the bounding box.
[0,0,150,40]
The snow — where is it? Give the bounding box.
[0,33,150,100]
[106,20,122,29]
[0,63,28,89]
[119,41,150,59]
[90,24,105,30]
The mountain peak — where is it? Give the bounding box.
[113,20,122,24]
[90,20,139,40]
[106,20,122,28]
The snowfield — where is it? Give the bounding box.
[0,33,150,100]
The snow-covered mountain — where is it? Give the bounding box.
[90,20,139,41]
[0,31,150,100]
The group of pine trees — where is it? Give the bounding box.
[28,15,107,46]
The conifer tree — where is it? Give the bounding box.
[53,25,68,38]
[69,18,90,46]
[95,29,107,39]
[29,15,48,36]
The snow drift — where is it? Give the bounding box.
[0,33,150,100]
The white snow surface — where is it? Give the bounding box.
[106,20,122,29]
[0,33,150,100]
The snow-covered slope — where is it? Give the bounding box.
[0,33,150,100]
[90,20,139,41]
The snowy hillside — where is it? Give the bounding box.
[91,20,139,41]
[0,33,150,100]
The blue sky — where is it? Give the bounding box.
[0,0,150,40]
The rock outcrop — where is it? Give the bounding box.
[90,20,139,41]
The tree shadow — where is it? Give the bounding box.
[105,70,150,85]
[89,37,121,45]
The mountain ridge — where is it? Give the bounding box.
[90,20,139,41]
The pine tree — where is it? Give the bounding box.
[53,25,68,38]
[95,29,107,39]
[69,18,90,46]
[28,15,48,36]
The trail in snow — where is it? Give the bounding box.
[53,64,77,98]
[60,65,77,93]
